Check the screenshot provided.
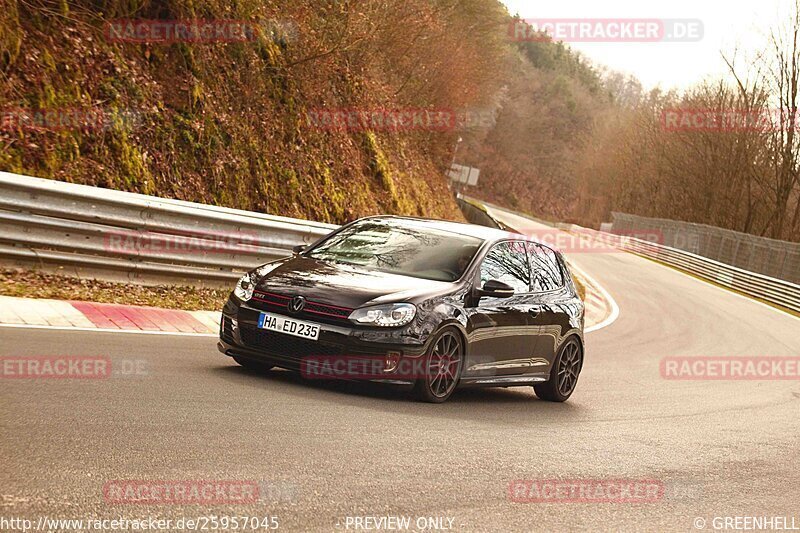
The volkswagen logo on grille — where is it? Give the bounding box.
[288,295,306,313]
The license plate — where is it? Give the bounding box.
[257,312,320,340]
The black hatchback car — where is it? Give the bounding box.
[218,216,584,403]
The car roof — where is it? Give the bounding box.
[357,215,561,252]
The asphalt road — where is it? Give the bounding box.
[2,210,800,532]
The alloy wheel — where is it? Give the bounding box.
[425,331,463,399]
[556,340,582,396]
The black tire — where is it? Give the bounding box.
[232,356,274,372]
[533,337,583,402]
[413,328,464,403]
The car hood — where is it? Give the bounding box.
[255,256,452,309]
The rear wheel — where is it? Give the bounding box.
[533,337,582,402]
[413,328,464,403]
[232,356,274,373]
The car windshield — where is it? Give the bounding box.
[306,219,483,281]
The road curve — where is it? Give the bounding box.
[2,208,800,532]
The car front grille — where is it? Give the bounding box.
[250,291,353,325]
[239,325,344,359]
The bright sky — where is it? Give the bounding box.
[500,0,792,91]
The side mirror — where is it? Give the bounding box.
[474,279,515,299]
[292,244,307,254]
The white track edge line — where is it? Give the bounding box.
[571,263,620,334]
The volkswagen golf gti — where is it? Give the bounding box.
[218,216,584,403]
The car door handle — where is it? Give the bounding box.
[528,307,540,318]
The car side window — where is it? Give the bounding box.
[479,241,531,294]
[527,243,564,292]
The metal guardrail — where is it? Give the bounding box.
[556,224,800,313]
[610,212,800,284]
[3,172,798,312]
[0,172,337,286]
[457,196,799,313]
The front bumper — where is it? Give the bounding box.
[218,296,430,383]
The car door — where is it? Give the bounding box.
[465,240,537,377]
[526,243,574,373]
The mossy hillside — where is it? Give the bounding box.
[0,1,464,224]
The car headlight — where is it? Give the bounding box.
[234,272,257,302]
[348,303,416,327]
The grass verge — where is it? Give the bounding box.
[0,268,228,311]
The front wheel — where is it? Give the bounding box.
[534,337,583,402]
[413,328,464,403]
